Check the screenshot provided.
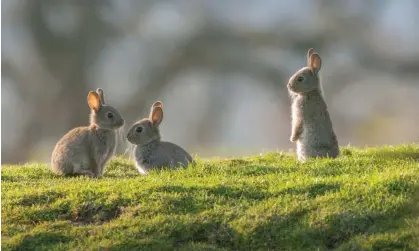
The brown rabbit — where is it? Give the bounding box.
[126,101,193,174]
[51,89,124,178]
[287,48,339,161]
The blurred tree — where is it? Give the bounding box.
[2,0,419,163]
[120,26,289,148]
[3,0,117,163]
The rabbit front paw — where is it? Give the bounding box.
[290,135,298,142]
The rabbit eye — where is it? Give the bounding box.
[107,112,114,119]
[136,126,143,133]
[297,76,304,82]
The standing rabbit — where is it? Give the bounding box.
[126,101,193,174]
[51,88,124,178]
[287,48,339,161]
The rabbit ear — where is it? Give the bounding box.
[96,88,105,104]
[309,53,322,75]
[152,101,163,109]
[87,91,101,112]
[150,106,163,127]
[307,48,316,66]
[149,101,163,118]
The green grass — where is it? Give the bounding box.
[2,145,419,251]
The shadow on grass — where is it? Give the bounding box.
[149,185,268,201]
[107,239,175,251]
[10,199,128,226]
[14,207,71,225]
[148,182,340,217]
[226,165,298,177]
[278,183,340,199]
[13,232,72,251]
[248,187,419,250]
[144,185,266,215]
[141,184,416,250]
[157,195,213,215]
[100,208,313,250]
[1,175,21,182]
[246,211,404,250]
[108,214,243,251]
[12,206,415,251]
[152,182,340,201]
[10,186,419,251]
[14,191,65,207]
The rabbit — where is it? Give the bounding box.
[287,48,339,161]
[126,101,193,174]
[51,88,124,178]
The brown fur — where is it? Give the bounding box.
[288,49,339,161]
[126,101,193,174]
[51,89,124,177]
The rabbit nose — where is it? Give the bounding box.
[116,119,124,128]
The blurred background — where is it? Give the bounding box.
[2,0,419,164]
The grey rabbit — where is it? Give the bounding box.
[126,101,193,174]
[51,88,124,178]
[287,48,339,161]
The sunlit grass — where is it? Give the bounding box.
[2,145,419,250]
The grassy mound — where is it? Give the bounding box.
[2,145,419,250]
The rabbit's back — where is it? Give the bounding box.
[134,141,192,173]
[295,92,339,160]
[160,141,193,166]
[51,127,117,175]
[51,127,91,174]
